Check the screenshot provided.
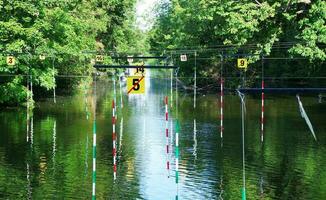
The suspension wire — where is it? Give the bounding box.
[3,41,324,57]
[1,74,325,80]
[1,73,326,81]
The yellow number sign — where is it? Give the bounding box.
[237,58,248,69]
[7,56,15,66]
[127,76,145,94]
[96,55,104,62]
[39,55,46,60]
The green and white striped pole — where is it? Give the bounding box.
[175,120,180,200]
[92,75,97,200]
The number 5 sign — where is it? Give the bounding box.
[7,56,16,66]
[237,58,248,69]
[127,76,145,94]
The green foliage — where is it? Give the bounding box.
[0,0,143,106]
[149,0,325,88]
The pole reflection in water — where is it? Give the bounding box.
[26,163,32,199]
[112,99,117,181]
[26,114,29,142]
[164,96,170,177]
[30,117,34,148]
[85,87,89,174]
[52,120,56,165]
[175,121,180,200]
[119,117,124,157]
[259,176,264,198]
[193,119,197,161]
[26,110,33,199]
[218,175,224,200]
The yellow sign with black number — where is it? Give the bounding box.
[6,56,15,66]
[127,76,145,94]
[237,58,248,69]
[96,55,104,62]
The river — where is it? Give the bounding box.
[1,73,326,199]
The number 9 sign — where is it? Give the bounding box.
[7,56,16,66]
[237,58,248,69]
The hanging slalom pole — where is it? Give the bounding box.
[237,90,246,200]
[296,95,317,141]
[175,120,180,200]
[52,58,56,104]
[92,74,97,200]
[26,73,30,142]
[170,69,173,108]
[164,96,170,177]
[261,57,265,142]
[220,56,224,139]
[220,78,224,139]
[112,99,117,181]
[30,75,33,104]
[113,78,117,108]
[119,76,123,108]
[194,51,197,109]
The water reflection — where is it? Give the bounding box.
[52,120,56,164]
[30,117,34,147]
[193,119,197,161]
[218,175,224,200]
[0,77,326,199]
[26,163,32,199]
[118,117,124,158]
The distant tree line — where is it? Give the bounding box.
[149,0,326,90]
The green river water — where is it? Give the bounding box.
[1,75,326,199]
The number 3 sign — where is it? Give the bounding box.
[7,56,16,66]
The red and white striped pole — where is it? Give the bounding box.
[261,80,264,142]
[112,100,117,180]
[165,96,170,176]
[220,78,224,139]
